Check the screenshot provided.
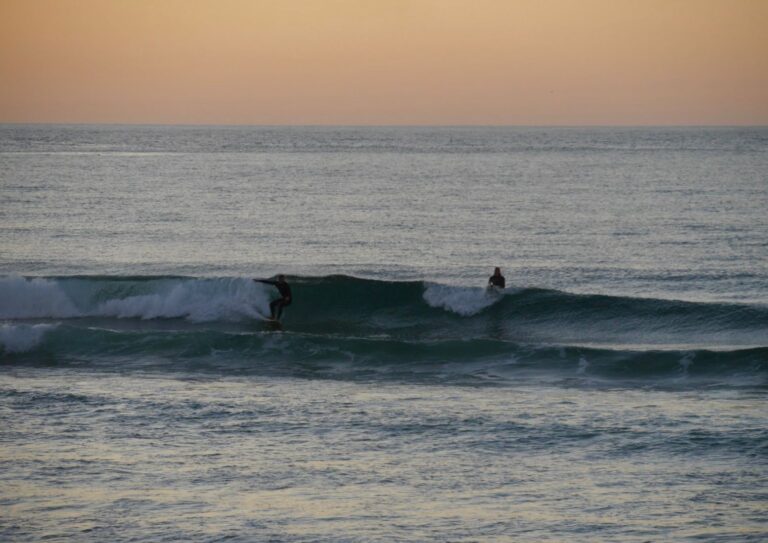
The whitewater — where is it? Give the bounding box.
[1,125,767,542]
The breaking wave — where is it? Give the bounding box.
[2,275,766,387]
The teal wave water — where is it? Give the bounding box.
[3,275,766,387]
[4,324,766,386]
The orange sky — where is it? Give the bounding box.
[1,0,766,125]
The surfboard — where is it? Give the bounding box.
[265,317,282,329]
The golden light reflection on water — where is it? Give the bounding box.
[2,372,766,540]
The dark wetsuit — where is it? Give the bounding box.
[488,274,505,289]
[256,279,292,320]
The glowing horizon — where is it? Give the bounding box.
[1,0,766,126]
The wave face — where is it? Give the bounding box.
[2,275,767,387]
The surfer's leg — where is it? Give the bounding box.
[269,299,280,319]
[274,299,285,320]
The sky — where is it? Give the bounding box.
[0,0,766,125]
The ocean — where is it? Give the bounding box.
[1,125,767,542]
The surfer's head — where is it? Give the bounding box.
[494,267,502,276]
[277,274,286,282]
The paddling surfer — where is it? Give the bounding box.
[254,275,292,320]
[488,267,505,289]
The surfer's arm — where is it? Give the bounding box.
[254,279,276,286]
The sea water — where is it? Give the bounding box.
[1,125,766,541]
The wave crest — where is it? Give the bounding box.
[0,323,57,353]
[0,275,272,322]
[423,283,505,316]
[0,276,80,318]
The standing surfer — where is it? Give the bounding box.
[488,267,505,289]
[254,275,292,321]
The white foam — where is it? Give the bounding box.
[0,323,56,353]
[423,283,503,316]
[678,352,695,377]
[0,276,80,319]
[0,276,272,322]
[577,355,590,374]
[93,279,272,322]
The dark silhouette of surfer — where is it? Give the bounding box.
[488,267,505,289]
[254,275,292,321]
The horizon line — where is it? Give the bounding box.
[2,122,767,129]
